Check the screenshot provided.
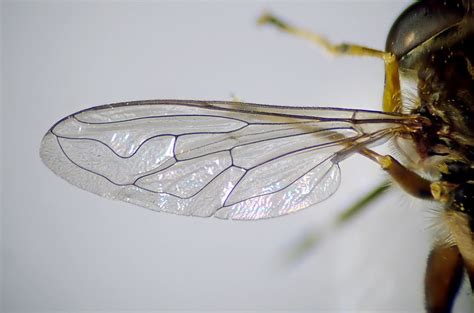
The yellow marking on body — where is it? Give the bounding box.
[431,182,456,203]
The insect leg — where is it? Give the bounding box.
[444,211,474,288]
[424,243,464,313]
[258,13,402,112]
[359,148,432,199]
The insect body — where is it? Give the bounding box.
[40,1,473,312]
[384,2,474,311]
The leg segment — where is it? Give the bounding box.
[444,211,474,288]
[360,148,433,199]
[258,13,402,112]
[425,244,464,313]
[359,150,474,310]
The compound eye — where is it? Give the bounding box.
[385,0,467,59]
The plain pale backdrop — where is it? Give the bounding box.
[2,1,473,312]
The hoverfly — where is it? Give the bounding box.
[40,1,474,312]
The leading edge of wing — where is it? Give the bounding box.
[46,99,416,132]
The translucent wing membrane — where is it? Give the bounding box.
[40,100,414,220]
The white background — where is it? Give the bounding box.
[2,1,473,312]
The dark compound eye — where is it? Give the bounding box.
[385,0,468,59]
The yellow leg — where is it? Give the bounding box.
[359,148,433,199]
[258,12,402,112]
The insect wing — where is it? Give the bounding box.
[40,100,411,220]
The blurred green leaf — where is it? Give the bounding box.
[285,180,390,264]
[336,181,390,224]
